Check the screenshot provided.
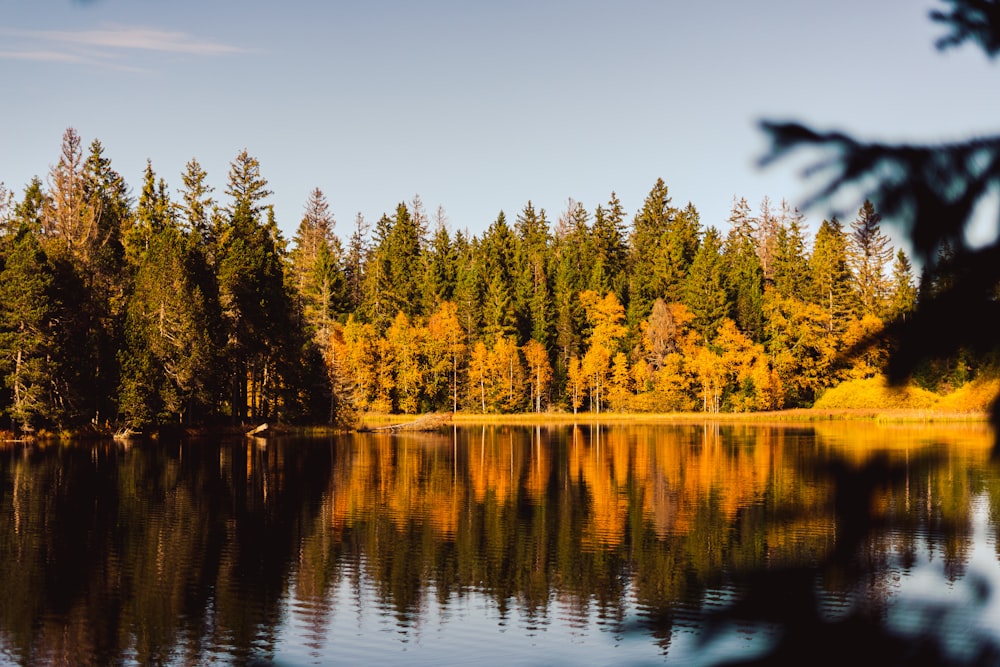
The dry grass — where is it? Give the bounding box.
[363,406,989,427]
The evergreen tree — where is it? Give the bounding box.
[627,178,675,325]
[723,197,765,341]
[125,161,171,266]
[551,203,589,382]
[589,192,629,297]
[119,225,215,426]
[0,226,57,430]
[755,196,780,282]
[655,200,702,304]
[683,227,729,341]
[290,187,345,322]
[359,214,397,330]
[224,148,272,217]
[771,201,811,298]
[385,202,422,316]
[56,134,130,426]
[215,151,296,422]
[479,211,518,340]
[848,199,893,316]
[420,206,456,311]
[808,217,856,338]
[887,248,918,321]
[452,231,483,341]
[513,201,552,346]
[43,128,93,261]
[178,158,214,245]
[343,212,370,313]
[14,177,47,237]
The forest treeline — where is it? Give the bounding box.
[0,129,981,432]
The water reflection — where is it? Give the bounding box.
[0,423,997,665]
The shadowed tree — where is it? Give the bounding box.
[887,249,918,321]
[0,227,58,430]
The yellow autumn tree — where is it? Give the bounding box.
[716,319,783,412]
[690,344,724,413]
[579,290,628,350]
[386,311,426,414]
[322,322,356,426]
[763,291,836,406]
[840,313,887,381]
[467,340,490,413]
[581,343,612,413]
[426,301,466,411]
[652,351,697,412]
[607,352,632,412]
[487,335,526,412]
[578,290,627,414]
[566,354,586,414]
[342,317,381,411]
[522,338,552,413]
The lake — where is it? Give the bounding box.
[1,422,999,666]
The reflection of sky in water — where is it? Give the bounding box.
[887,494,1000,663]
[277,574,677,666]
[273,493,1000,667]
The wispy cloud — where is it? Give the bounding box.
[0,25,244,66]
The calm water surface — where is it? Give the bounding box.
[1,422,999,665]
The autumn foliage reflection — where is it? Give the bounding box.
[0,424,997,664]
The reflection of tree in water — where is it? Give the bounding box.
[311,425,996,661]
[704,452,1000,665]
[0,425,998,664]
[0,439,334,666]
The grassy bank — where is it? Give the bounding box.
[357,407,990,429]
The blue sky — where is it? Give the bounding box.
[2,0,998,249]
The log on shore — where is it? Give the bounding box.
[366,413,453,433]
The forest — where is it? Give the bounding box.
[0,128,985,433]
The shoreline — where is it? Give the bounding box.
[363,408,992,428]
[1,408,991,445]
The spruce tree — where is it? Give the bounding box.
[723,197,765,341]
[452,231,483,341]
[771,201,811,298]
[0,226,57,430]
[420,206,456,311]
[479,211,518,340]
[627,178,675,326]
[343,212,370,313]
[887,248,918,321]
[385,202,422,316]
[590,192,629,297]
[808,217,856,338]
[14,177,46,238]
[178,158,214,245]
[848,199,893,317]
[656,201,701,305]
[683,227,729,341]
[119,225,215,426]
[514,201,552,346]
[215,151,293,422]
